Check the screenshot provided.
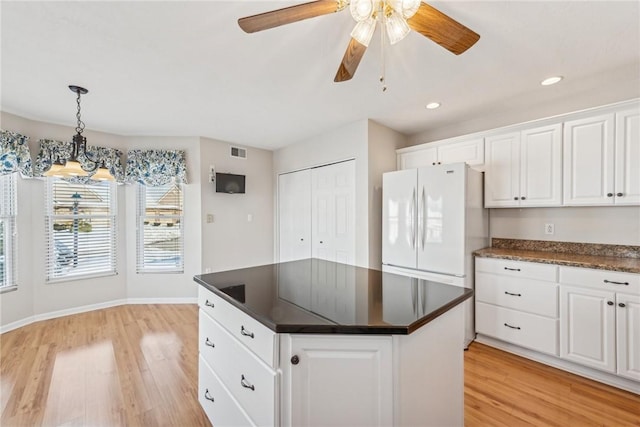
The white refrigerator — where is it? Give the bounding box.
[382,162,488,347]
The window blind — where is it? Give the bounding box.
[45,179,117,282]
[136,183,184,273]
[0,173,17,290]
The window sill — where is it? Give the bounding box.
[0,285,18,294]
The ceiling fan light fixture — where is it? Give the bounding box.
[350,0,375,21]
[351,18,377,47]
[385,11,411,45]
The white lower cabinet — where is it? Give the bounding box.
[199,285,466,426]
[476,258,640,392]
[617,293,640,381]
[281,335,393,427]
[559,285,616,372]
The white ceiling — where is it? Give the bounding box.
[2,1,639,150]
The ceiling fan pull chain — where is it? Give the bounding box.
[380,11,387,92]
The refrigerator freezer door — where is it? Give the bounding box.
[382,169,417,269]
[417,163,466,276]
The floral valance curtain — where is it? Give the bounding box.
[34,139,126,184]
[0,129,33,177]
[125,149,188,186]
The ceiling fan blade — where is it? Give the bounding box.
[407,3,480,55]
[238,0,342,33]
[334,38,368,82]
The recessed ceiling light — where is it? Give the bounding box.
[426,102,441,110]
[541,76,563,86]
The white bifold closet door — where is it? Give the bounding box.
[278,160,355,265]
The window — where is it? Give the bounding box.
[137,183,184,273]
[0,173,17,291]
[45,179,117,282]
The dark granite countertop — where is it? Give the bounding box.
[194,258,472,334]
[474,239,640,274]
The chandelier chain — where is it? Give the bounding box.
[75,91,85,135]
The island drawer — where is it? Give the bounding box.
[476,302,558,356]
[559,266,640,293]
[198,286,276,367]
[199,355,255,427]
[476,272,558,318]
[199,310,276,427]
[476,258,558,282]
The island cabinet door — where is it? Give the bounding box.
[280,335,392,427]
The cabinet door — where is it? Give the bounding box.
[484,132,521,207]
[279,170,312,262]
[616,292,640,381]
[520,124,562,206]
[559,285,616,372]
[614,108,640,205]
[437,138,485,167]
[311,160,356,264]
[398,148,437,170]
[563,114,615,205]
[283,335,393,427]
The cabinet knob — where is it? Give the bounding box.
[513,197,519,201]
[319,241,323,244]
[432,162,436,165]
[520,196,526,200]
[438,162,442,165]
[607,301,614,306]
[300,238,304,241]
[291,355,300,365]
[607,193,613,197]
[619,303,626,308]
[617,193,623,197]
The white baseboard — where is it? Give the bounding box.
[0,297,198,334]
[475,334,640,395]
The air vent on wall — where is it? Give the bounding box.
[230,146,247,159]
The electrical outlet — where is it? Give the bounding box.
[545,223,555,235]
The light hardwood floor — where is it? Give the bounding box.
[1,304,639,426]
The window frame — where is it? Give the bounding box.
[45,178,118,283]
[0,173,18,293]
[136,182,185,274]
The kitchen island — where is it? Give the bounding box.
[194,258,472,427]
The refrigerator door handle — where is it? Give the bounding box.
[419,186,426,250]
[410,188,416,249]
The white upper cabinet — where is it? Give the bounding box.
[398,138,484,170]
[485,124,562,207]
[614,108,640,205]
[563,113,616,205]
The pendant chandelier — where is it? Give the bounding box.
[44,85,115,181]
[349,0,421,47]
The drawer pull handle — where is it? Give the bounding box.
[240,375,255,391]
[205,337,215,348]
[504,323,521,330]
[604,280,629,286]
[504,291,522,297]
[240,325,254,339]
[205,299,215,308]
[504,267,521,272]
[204,389,214,402]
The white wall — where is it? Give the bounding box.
[367,121,407,268]
[124,136,203,299]
[199,137,274,272]
[0,112,129,326]
[489,206,640,246]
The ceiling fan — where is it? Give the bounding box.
[238,0,480,83]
